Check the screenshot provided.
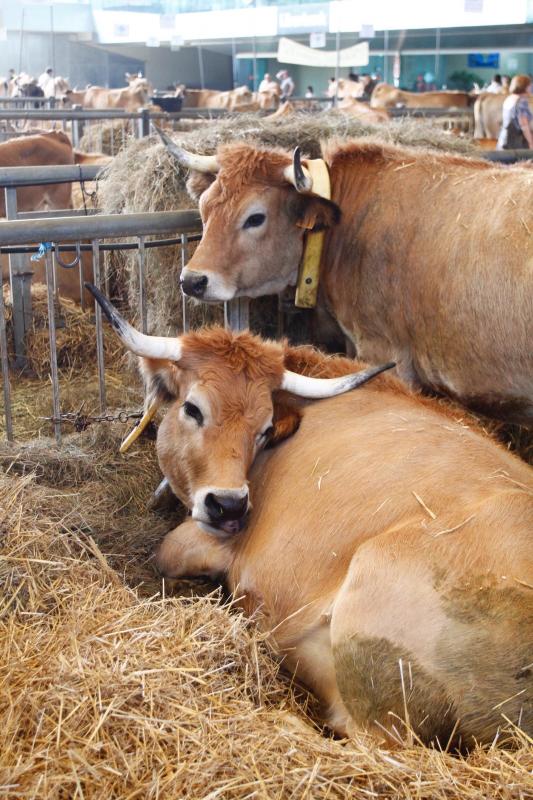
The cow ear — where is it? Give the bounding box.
[268,394,302,448]
[186,171,216,201]
[291,194,341,232]
[138,357,182,405]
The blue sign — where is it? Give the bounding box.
[467,53,500,68]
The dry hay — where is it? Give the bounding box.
[0,421,532,798]
[78,120,135,157]
[3,283,122,380]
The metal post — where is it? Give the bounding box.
[384,30,389,84]
[435,28,441,88]
[0,278,14,442]
[198,46,205,90]
[5,186,31,369]
[71,105,82,147]
[180,233,189,333]
[137,108,150,139]
[50,6,56,76]
[44,249,61,445]
[91,240,107,411]
[137,235,147,333]
[224,298,250,332]
[18,8,25,74]
[231,39,238,88]
[334,30,341,107]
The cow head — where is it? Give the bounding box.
[156,131,341,302]
[87,284,392,536]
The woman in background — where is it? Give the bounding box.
[497,74,533,149]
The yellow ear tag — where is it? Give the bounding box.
[294,158,331,310]
[119,400,159,454]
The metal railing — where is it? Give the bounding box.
[0,208,209,444]
[1,164,107,366]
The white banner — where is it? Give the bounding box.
[277,37,369,68]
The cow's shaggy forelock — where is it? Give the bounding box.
[202,144,295,213]
[178,327,285,384]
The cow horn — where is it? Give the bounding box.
[85,283,182,361]
[153,124,219,173]
[283,146,313,193]
[280,362,396,399]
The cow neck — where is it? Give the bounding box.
[294,158,330,309]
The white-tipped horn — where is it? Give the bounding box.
[153,124,219,173]
[281,362,396,399]
[85,283,182,361]
[283,146,313,193]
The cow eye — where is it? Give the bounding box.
[183,401,204,426]
[257,425,274,443]
[243,213,266,229]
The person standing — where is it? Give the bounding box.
[485,74,503,93]
[496,74,533,150]
[276,70,295,101]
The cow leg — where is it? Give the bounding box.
[330,527,457,748]
[156,519,232,581]
[278,620,352,737]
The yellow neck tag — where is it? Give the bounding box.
[119,399,159,454]
[294,158,331,309]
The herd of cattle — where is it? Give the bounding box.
[0,74,532,751]
[2,69,530,140]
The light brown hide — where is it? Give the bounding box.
[154,338,533,748]
[182,141,533,425]
[370,83,471,109]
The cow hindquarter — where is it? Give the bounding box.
[330,494,533,747]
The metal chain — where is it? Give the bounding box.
[42,408,143,433]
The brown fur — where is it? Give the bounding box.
[182,139,533,425]
[371,83,471,109]
[151,330,533,748]
[0,131,74,216]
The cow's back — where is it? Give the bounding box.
[0,132,74,215]
[231,387,532,623]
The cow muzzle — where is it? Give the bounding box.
[193,487,249,536]
[180,268,236,302]
[181,270,208,299]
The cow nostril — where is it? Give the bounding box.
[182,273,208,298]
[205,492,248,522]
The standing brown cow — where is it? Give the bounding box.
[0,131,74,215]
[159,137,533,426]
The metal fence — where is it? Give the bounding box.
[0,208,238,444]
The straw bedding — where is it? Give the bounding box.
[1,422,532,798]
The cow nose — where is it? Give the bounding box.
[205,492,248,524]
[181,273,208,298]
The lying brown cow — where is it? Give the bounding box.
[63,75,152,111]
[0,131,74,216]
[88,284,533,749]
[371,83,471,109]
[182,86,257,112]
[161,138,533,426]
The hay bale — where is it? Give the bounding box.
[78,120,135,156]
[0,424,531,797]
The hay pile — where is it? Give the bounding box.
[0,423,532,798]
[98,111,479,337]
[78,120,135,156]
[4,283,122,380]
